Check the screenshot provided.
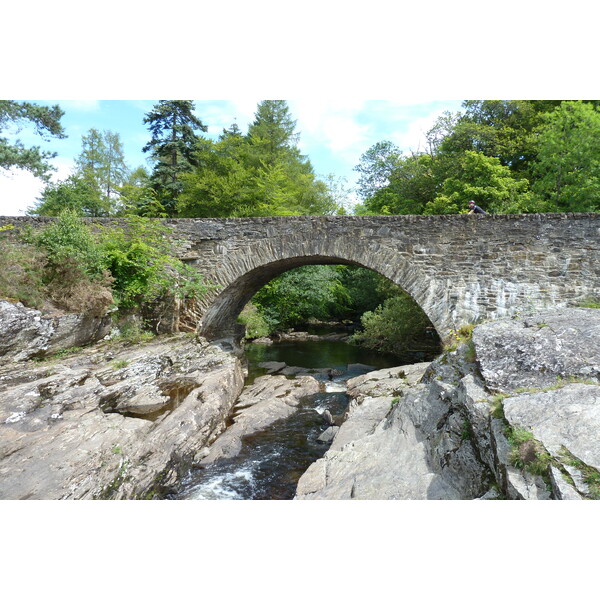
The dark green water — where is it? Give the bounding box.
[173,337,430,500]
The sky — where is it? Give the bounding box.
[0,98,465,215]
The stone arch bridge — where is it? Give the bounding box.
[2,214,599,344]
[164,213,600,343]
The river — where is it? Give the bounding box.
[172,335,431,500]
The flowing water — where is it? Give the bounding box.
[173,336,430,500]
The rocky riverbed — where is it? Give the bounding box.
[0,332,245,499]
[1,299,599,500]
[295,308,600,500]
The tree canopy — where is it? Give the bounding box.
[0,100,66,180]
[143,100,208,215]
[354,100,600,216]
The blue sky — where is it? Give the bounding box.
[0,99,465,215]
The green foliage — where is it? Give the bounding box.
[490,395,507,419]
[29,174,111,217]
[30,129,130,217]
[143,100,208,215]
[577,298,600,309]
[35,210,105,281]
[0,238,47,308]
[3,213,210,319]
[252,265,350,331]
[532,101,600,211]
[355,99,600,217]
[333,266,395,320]
[444,323,475,351]
[351,292,436,356]
[0,100,66,180]
[98,216,211,308]
[177,101,341,218]
[558,447,600,499]
[423,151,532,215]
[506,427,552,476]
[237,302,271,339]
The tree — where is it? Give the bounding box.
[177,135,255,217]
[177,102,342,218]
[102,131,129,203]
[0,100,66,180]
[423,151,533,214]
[354,140,403,203]
[31,129,130,216]
[143,100,207,215]
[246,100,299,165]
[252,265,349,331]
[532,101,600,212]
[28,174,109,216]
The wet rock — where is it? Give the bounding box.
[317,426,339,443]
[257,361,286,374]
[199,374,320,467]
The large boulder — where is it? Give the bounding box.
[472,307,600,393]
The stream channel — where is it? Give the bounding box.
[173,330,431,500]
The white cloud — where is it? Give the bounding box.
[291,99,370,162]
[0,169,45,215]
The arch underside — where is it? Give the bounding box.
[197,252,439,343]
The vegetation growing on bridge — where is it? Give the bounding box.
[0,212,210,320]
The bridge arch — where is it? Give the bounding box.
[165,214,600,345]
[198,252,437,343]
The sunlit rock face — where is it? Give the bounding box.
[295,308,600,501]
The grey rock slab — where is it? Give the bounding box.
[0,335,245,499]
[503,383,600,471]
[0,299,111,362]
[473,308,600,393]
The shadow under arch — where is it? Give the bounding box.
[198,253,442,347]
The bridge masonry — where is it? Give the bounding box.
[2,214,600,343]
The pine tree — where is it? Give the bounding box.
[246,100,299,165]
[143,100,207,214]
[0,100,66,180]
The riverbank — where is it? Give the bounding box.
[296,308,600,499]
[2,304,599,499]
[0,333,245,499]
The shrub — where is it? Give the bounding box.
[506,427,551,476]
[351,292,437,356]
[98,216,211,308]
[0,239,47,308]
[444,323,475,352]
[238,302,270,339]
